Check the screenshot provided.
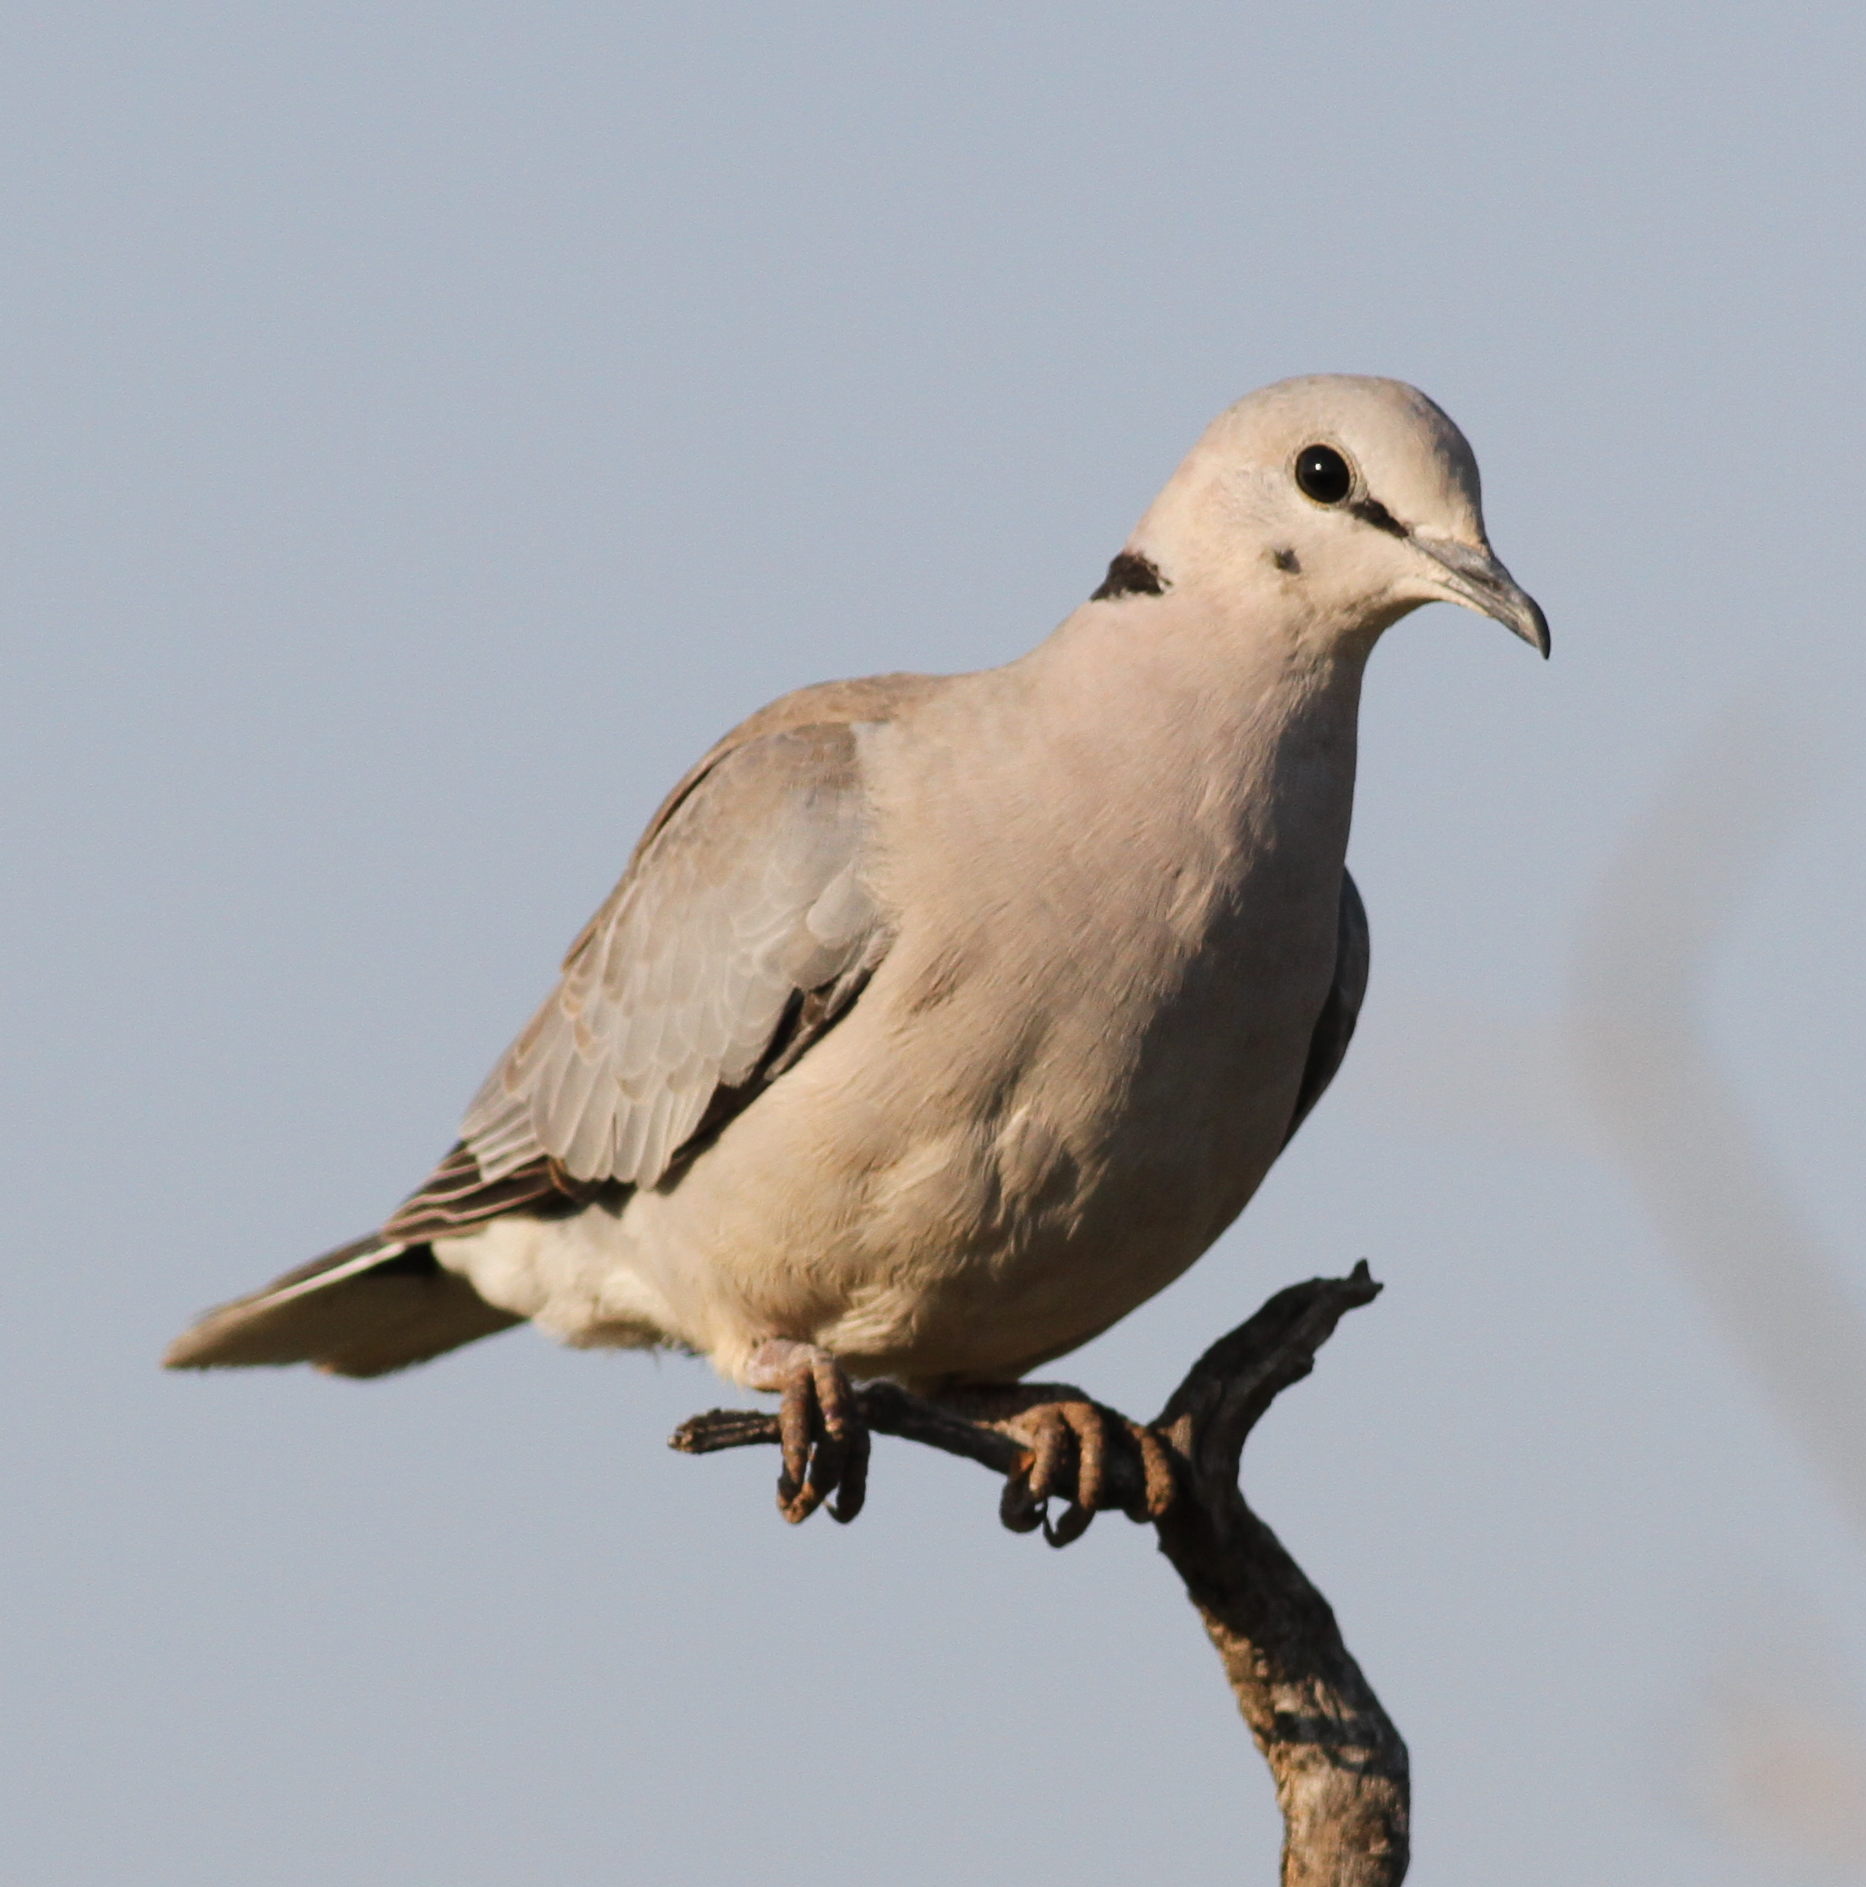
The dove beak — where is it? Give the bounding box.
[1415,537,1550,658]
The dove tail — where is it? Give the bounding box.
[163,1235,522,1379]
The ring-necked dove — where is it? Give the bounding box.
[167,375,1546,1527]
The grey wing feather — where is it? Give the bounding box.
[1281,868,1369,1148]
[164,695,913,1377]
[163,1236,524,1377]
[459,720,887,1190]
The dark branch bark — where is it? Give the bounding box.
[671,1263,1408,1885]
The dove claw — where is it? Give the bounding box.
[747,1340,869,1525]
[943,1384,1178,1546]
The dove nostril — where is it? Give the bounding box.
[1294,444,1352,506]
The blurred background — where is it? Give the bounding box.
[4,5,1864,1882]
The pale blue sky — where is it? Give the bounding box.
[5,5,1865,1882]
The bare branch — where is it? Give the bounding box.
[671,1265,1407,1885]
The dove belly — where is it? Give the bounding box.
[818,934,1330,1382]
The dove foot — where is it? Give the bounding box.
[937,1384,1178,1547]
[744,1340,870,1525]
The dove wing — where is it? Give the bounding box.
[385,717,888,1240]
[1281,868,1369,1147]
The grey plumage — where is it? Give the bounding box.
[464,718,888,1191]
[166,374,1542,1389]
[162,1237,521,1377]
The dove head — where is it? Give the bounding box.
[1118,375,1548,658]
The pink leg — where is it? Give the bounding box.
[935,1383,1178,1546]
[744,1340,871,1525]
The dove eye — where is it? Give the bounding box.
[1294,444,1353,506]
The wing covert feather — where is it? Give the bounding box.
[460,720,885,1189]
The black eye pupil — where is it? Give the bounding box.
[1295,444,1352,505]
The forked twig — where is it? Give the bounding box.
[672,1263,1406,1886]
